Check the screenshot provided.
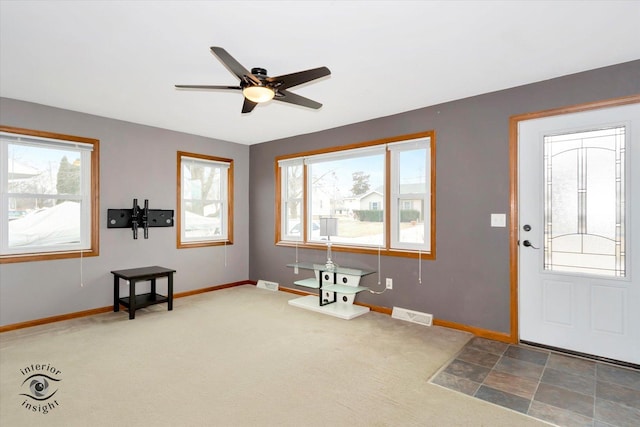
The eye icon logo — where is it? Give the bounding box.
[21,374,59,400]
[19,364,62,414]
[31,378,48,396]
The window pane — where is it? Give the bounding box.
[399,148,427,191]
[549,148,578,237]
[586,148,616,239]
[397,199,425,244]
[309,153,384,246]
[8,199,81,248]
[8,143,81,196]
[184,202,222,238]
[284,200,303,237]
[392,144,429,250]
[543,126,625,276]
[283,164,303,238]
[183,163,222,239]
[178,153,231,246]
[2,128,97,261]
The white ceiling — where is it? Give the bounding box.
[1,1,639,145]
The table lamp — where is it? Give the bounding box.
[320,217,338,271]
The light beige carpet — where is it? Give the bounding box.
[0,285,548,426]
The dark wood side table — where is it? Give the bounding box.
[111,266,176,319]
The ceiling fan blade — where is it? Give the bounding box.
[274,90,322,109]
[175,85,242,90]
[242,97,258,114]
[210,46,261,86]
[267,66,331,91]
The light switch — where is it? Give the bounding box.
[491,213,506,227]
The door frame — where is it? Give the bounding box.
[508,94,640,344]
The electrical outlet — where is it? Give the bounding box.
[386,278,393,290]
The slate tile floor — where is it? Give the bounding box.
[430,337,640,427]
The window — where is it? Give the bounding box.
[543,126,625,276]
[389,138,431,251]
[280,158,304,241]
[306,145,386,246]
[0,126,99,263]
[177,151,233,248]
[276,131,435,258]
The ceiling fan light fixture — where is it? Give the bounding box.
[177,47,330,113]
[243,86,275,103]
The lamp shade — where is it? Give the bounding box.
[243,86,275,103]
[320,217,338,237]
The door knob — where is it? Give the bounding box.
[523,240,539,249]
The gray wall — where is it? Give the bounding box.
[1,60,638,330]
[249,60,640,335]
[0,98,250,326]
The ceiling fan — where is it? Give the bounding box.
[176,46,331,114]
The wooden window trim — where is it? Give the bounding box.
[274,130,436,260]
[176,151,234,249]
[0,125,100,264]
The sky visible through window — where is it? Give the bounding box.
[310,150,426,196]
[311,154,383,195]
[8,143,78,192]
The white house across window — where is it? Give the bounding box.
[0,127,99,262]
[177,152,233,248]
[276,131,435,258]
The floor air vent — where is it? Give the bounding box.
[256,280,279,291]
[392,307,433,326]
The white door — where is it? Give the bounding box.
[519,102,640,365]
